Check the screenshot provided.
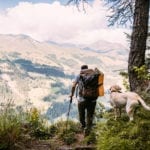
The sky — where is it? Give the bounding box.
[0,0,130,47]
[0,0,68,9]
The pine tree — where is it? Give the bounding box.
[68,0,150,92]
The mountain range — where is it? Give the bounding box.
[0,34,128,121]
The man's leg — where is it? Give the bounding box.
[78,101,86,128]
[85,101,96,135]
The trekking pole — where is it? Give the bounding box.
[66,97,72,130]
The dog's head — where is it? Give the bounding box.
[110,85,122,93]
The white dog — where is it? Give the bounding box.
[109,85,150,121]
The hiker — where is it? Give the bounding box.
[69,65,99,136]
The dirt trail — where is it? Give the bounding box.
[24,133,96,150]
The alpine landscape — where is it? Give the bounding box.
[0,0,150,149]
[0,34,128,121]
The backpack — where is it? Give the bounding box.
[77,69,99,99]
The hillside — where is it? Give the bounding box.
[0,98,149,150]
[0,34,128,120]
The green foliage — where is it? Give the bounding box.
[94,101,105,122]
[1,96,149,149]
[45,120,83,147]
[61,131,77,145]
[0,102,51,149]
[0,105,22,150]
[27,107,51,139]
[52,120,81,145]
[120,65,150,91]
[0,100,85,149]
[83,129,97,145]
[119,71,130,90]
[96,107,150,150]
[133,65,150,80]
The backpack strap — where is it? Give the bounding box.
[75,75,83,98]
[75,85,79,98]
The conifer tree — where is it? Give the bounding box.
[68,0,150,92]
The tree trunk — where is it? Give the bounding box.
[128,0,149,92]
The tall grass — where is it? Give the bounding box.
[49,120,81,146]
[0,100,23,149]
[0,100,50,150]
[96,107,150,150]
[0,99,84,149]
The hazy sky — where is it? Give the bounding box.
[0,0,130,46]
[0,0,69,9]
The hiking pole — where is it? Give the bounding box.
[66,97,72,130]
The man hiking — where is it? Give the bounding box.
[70,65,99,136]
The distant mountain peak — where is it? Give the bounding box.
[0,33,127,119]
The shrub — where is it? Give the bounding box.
[0,102,23,149]
[51,120,81,145]
[96,113,150,150]
[26,107,51,139]
[0,102,51,149]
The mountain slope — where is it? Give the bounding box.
[0,34,128,119]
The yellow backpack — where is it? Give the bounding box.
[95,68,104,96]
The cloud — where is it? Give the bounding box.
[0,0,130,46]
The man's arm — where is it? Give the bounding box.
[70,82,77,100]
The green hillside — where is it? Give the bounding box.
[0,91,149,150]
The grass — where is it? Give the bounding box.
[0,93,149,150]
[96,107,150,150]
[0,100,85,150]
[0,101,23,149]
[0,100,51,150]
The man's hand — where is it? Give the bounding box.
[69,95,73,103]
[70,84,76,103]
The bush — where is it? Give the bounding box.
[0,102,51,149]
[0,102,23,149]
[61,131,77,145]
[51,120,81,145]
[25,107,52,140]
[96,112,150,150]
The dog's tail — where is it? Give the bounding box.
[138,97,150,111]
